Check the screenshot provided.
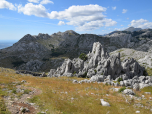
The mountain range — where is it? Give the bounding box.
[0,27,152,72]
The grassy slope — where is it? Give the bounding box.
[0,67,152,114]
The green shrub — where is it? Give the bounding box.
[117,78,123,82]
[12,89,17,94]
[79,53,88,61]
[12,60,26,67]
[118,87,126,93]
[29,96,39,103]
[94,70,97,74]
[73,71,76,75]
[24,89,31,94]
[22,108,26,113]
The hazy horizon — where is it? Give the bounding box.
[0,40,17,49]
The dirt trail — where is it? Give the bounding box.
[4,83,42,114]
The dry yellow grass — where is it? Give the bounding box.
[0,67,152,114]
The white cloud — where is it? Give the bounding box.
[122,9,127,13]
[17,4,116,31]
[112,6,116,10]
[48,4,116,31]
[121,25,123,26]
[28,0,40,3]
[18,3,48,17]
[130,19,152,29]
[40,0,54,4]
[58,21,65,25]
[48,4,106,19]
[127,18,129,19]
[0,0,16,10]
[75,19,117,31]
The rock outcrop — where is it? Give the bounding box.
[47,42,152,89]
[48,42,144,79]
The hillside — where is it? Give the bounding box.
[1,39,152,114]
[0,29,152,72]
[124,27,142,32]
[0,67,152,114]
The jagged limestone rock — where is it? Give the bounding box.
[72,58,84,73]
[87,68,96,78]
[48,42,146,90]
[133,83,140,91]
[121,58,144,78]
[47,69,56,77]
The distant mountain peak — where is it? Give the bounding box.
[124,27,142,32]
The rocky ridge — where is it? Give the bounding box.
[0,28,152,72]
[47,42,152,89]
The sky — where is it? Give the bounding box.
[0,0,152,40]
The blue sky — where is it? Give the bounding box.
[0,0,152,40]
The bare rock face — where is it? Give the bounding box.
[18,60,44,72]
[47,42,145,81]
[121,58,144,78]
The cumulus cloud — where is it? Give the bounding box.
[18,3,48,17]
[0,0,16,10]
[58,21,65,25]
[17,4,116,31]
[40,0,54,4]
[28,0,40,3]
[112,6,116,10]
[130,19,152,29]
[48,4,116,31]
[122,9,127,13]
[76,19,117,31]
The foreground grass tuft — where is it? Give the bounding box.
[141,86,152,94]
[118,87,126,93]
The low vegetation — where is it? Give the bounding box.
[0,67,152,114]
[12,60,26,67]
[0,87,11,114]
[117,78,123,82]
[79,53,88,61]
[141,86,152,94]
[145,67,152,76]
[118,87,126,93]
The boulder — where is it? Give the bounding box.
[139,83,149,89]
[63,73,73,77]
[123,89,135,95]
[124,80,131,86]
[90,75,104,82]
[100,99,110,106]
[73,80,78,83]
[120,81,125,86]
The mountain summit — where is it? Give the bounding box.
[124,27,142,32]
